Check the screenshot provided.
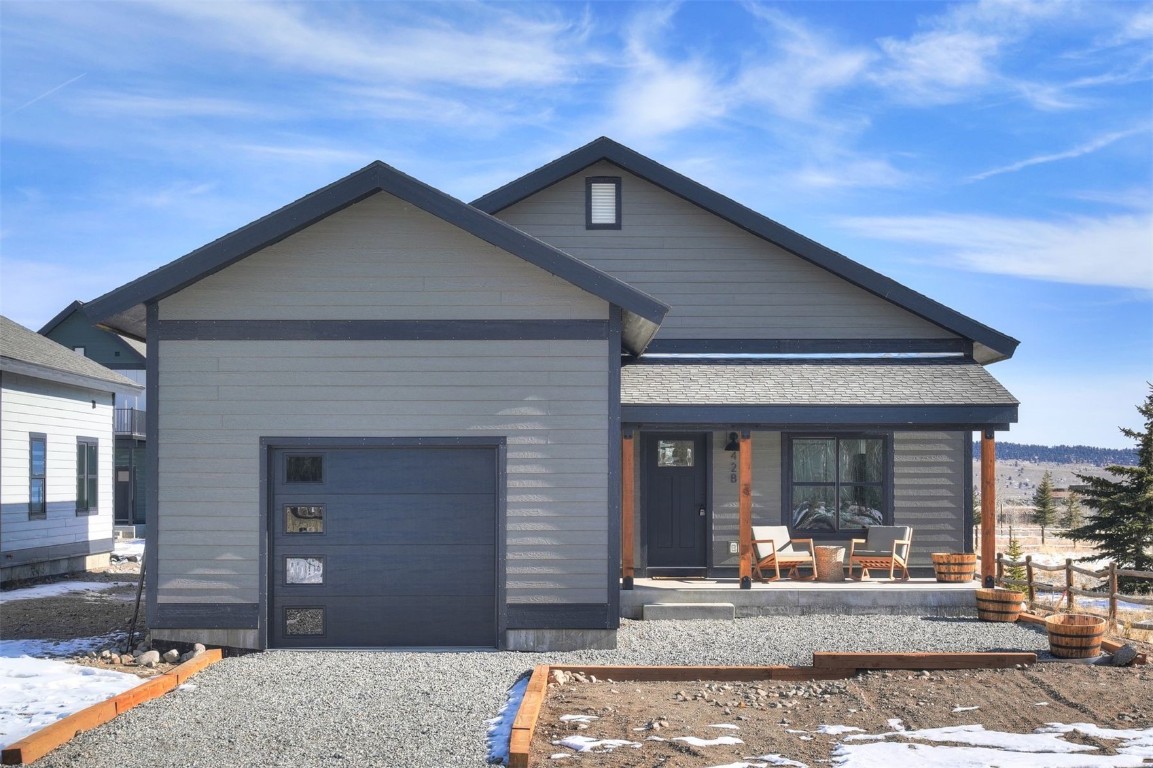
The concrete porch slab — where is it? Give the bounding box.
[621,577,979,620]
[642,603,736,621]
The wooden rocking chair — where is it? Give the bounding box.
[751,525,815,582]
[848,525,913,580]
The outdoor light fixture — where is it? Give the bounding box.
[724,432,740,451]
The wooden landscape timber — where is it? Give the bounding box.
[0,649,223,766]
[509,649,1055,768]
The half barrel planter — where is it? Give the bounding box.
[931,552,977,583]
[1045,613,1107,659]
[975,587,1026,622]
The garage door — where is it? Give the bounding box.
[269,444,498,648]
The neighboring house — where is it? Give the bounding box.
[1,315,143,583]
[40,300,148,529]
[85,138,1018,652]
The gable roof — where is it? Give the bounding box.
[39,300,147,366]
[472,137,1019,365]
[85,160,669,355]
[1,315,143,394]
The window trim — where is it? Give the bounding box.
[585,176,622,230]
[76,436,99,516]
[29,433,47,520]
[782,432,893,537]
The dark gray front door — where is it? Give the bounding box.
[643,433,708,572]
[269,445,497,648]
[114,466,133,524]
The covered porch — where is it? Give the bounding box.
[618,358,1019,595]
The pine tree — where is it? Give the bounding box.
[1003,534,1027,592]
[1065,385,1153,594]
[1061,491,1082,531]
[1031,470,1057,544]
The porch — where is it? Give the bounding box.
[621,576,981,620]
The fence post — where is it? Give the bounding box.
[1109,561,1118,625]
[1025,555,1035,604]
[996,552,1004,585]
[1065,558,1075,612]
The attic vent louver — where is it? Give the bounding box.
[586,176,621,229]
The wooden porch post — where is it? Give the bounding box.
[621,431,635,590]
[739,430,753,590]
[980,429,997,588]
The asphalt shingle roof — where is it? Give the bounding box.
[621,359,1018,407]
[0,315,142,390]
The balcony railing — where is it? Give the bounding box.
[114,408,146,438]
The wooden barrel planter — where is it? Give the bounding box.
[1045,613,1107,659]
[931,552,977,583]
[975,588,1025,622]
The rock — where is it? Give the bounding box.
[180,651,194,662]
[121,654,135,665]
[1110,645,1139,667]
[193,643,206,655]
[163,649,180,663]
[100,649,112,660]
[109,654,122,665]
[138,650,161,668]
[551,670,570,686]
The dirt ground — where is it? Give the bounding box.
[0,561,175,678]
[533,661,1153,766]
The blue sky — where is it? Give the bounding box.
[2,1,1150,448]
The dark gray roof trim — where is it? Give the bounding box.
[85,160,668,351]
[37,299,84,336]
[0,315,142,393]
[473,137,1018,364]
[621,404,1016,430]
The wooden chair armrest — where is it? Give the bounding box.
[790,537,816,555]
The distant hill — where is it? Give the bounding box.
[970,442,1137,467]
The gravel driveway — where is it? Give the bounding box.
[34,615,1052,768]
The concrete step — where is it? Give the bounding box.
[642,602,736,621]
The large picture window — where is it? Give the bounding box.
[29,433,46,520]
[789,435,887,533]
[76,438,98,515]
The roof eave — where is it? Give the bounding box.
[1,357,144,395]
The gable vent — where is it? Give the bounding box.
[586,176,621,229]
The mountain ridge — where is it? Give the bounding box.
[970,441,1137,467]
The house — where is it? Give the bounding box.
[1,315,143,583]
[84,138,1018,651]
[40,300,148,531]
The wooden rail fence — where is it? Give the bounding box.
[991,554,1153,623]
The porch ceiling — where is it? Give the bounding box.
[620,358,1019,429]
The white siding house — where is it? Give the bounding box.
[1,316,143,582]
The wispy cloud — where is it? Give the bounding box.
[150,1,584,89]
[72,92,267,119]
[969,127,1149,181]
[736,5,873,122]
[603,5,727,139]
[840,212,1153,291]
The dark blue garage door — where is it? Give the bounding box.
[269,445,497,648]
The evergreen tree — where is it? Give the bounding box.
[1061,491,1083,531]
[1065,385,1153,594]
[1031,471,1058,544]
[1003,533,1027,593]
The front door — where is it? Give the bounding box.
[114,466,133,524]
[643,433,708,573]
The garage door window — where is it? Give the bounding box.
[286,455,323,483]
[284,607,325,636]
[285,556,325,585]
[285,504,325,534]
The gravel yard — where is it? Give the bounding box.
[27,615,1072,768]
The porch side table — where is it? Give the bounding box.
[813,546,846,583]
